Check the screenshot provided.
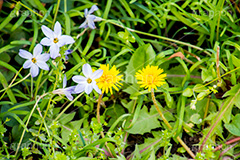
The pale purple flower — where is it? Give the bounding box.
[72,63,103,94]
[40,21,75,59]
[52,75,76,101]
[79,5,102,29]
[19,44,50,77]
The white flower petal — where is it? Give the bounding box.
[59,35,75,46]
[85,84,93,94]
[72,75,86,83]
[91,69,103,80]
[79,20,88,29]
[30,64,39,77]
[74,84,85,94]
[40,37,52,46]
[36,61,49,71]
[88,5,98,14]
[38,53,50,62]
[84,8,88,17]
[23,60,33,69]
[54,21,62,37]
[63,74,67,88]
[33,44,42,57]
[41,25,54,38]
[82,63,92,77]
[92,82,102,94]
[50,44,60,59]
[65,86,76,94]
[64,91,73,101]
[94,16,102,22]
[19,49,32,59]
[87,18,96,29]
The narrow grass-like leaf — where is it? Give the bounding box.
[81,30,96,56]
[10,14,28,32]
[100,0,113,36]
[0,72,17,103]
[0,2,21,31]
[29,14,38,52]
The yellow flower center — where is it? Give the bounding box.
[53,38,59,43]
[87,78,92,84]
[31,58,37,63]
[146,74,155,85]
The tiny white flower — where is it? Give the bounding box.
[40,21,75,59]
[190,99,197,110]
[72,63,103,94]
[79,5,102,29]
[19,44,50,77]
[52,74,76,101]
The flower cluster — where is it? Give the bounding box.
[18,5,167,101]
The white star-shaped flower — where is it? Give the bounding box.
[40,21,75,59]
[72,63,103,94]
[19,44,50,77]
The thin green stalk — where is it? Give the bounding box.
[54,92,84,121]
[52,0,61,28]
[12,0,52,24]
[35,71,59,139]
[14,93,49,158]
[97,94,103,124]
[31,76,33,98]
[195,66,240,90]
[0,72,30,99]
[96,93,114,158]
[151,89,195,159]
[216,1,224,41]
[38,69,54,90]
[34,70,43,98]
[199,88,240,152]
[106,20,211,56]
[64,0,67,13]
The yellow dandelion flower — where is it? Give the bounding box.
[135,65,167,92]
[96,64,123,94]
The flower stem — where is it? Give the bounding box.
[151,89,195,159]
[52,0,61,28]
[97,94,103,124]
[14,93,49,158]
[54,92,84,121]
[0,72,31,101]
[96,94,114,158]
[31,76,33,98]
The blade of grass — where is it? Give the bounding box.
[0,2,21,31]
[0,72,17,103]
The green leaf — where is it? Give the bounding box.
[225,114,240,136]
[223,84,240,97]
[126,106,159,134]
[190,113,202,124]
[125,43,156,83]
[105,104,125,127]
[59,112,76,125]
[231,54,240,67]
[183,88,193,97]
